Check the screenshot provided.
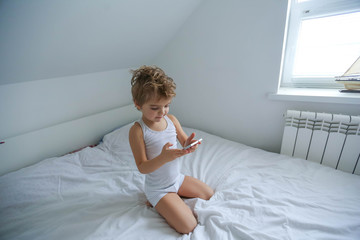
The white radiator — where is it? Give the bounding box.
[281,110,360,175]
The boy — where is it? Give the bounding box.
[129,66,214,234]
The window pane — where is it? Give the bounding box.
[293,11,360,77]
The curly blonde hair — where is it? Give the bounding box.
[131,66,176,107]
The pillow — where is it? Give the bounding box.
[99,122,135,156]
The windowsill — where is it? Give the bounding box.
[268,88,360,105]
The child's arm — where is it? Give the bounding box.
[167,114,201,151]
[129,123,188,174]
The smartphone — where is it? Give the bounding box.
[183,138,203,150]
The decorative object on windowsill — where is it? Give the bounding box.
[336,56,360,93]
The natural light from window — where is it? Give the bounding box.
[293,11,360,78]
[271,0,360,104]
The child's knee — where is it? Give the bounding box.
[208,188,215,199]
[176,218,197,234]
[201,187,214,200]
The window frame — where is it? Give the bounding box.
[279,0,360,89]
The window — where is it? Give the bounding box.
[280,0,360,89]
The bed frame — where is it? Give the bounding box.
[281,110,360,175]
[0,104,140,176]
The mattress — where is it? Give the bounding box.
[1,123,360,239]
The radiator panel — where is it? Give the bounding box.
[338,135,360,173]
[307,131,328,164]
[293,111,316,160]
[281,110,360,175]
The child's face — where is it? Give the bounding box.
[137,97,172,123]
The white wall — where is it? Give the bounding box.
[0,69,133,140]
[0,0,203,85]
[154,0,360,152]
[1,0,358,155]
[0,0,204,144]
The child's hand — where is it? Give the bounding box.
[161,142,188,162]
[184,133,201,153]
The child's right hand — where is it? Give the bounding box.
[161,142,188,162]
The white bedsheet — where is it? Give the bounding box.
[1,124,360,240]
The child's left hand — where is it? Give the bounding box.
[184,133,201,153]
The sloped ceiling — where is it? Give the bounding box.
[0,0,203,85]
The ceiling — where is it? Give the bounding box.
[0,0,203,85]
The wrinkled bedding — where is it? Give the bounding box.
[1,123,360,240]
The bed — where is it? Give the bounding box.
[1,108,360,239]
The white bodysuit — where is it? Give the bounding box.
[137,115,185,207]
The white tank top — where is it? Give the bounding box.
[137,115,181,190]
